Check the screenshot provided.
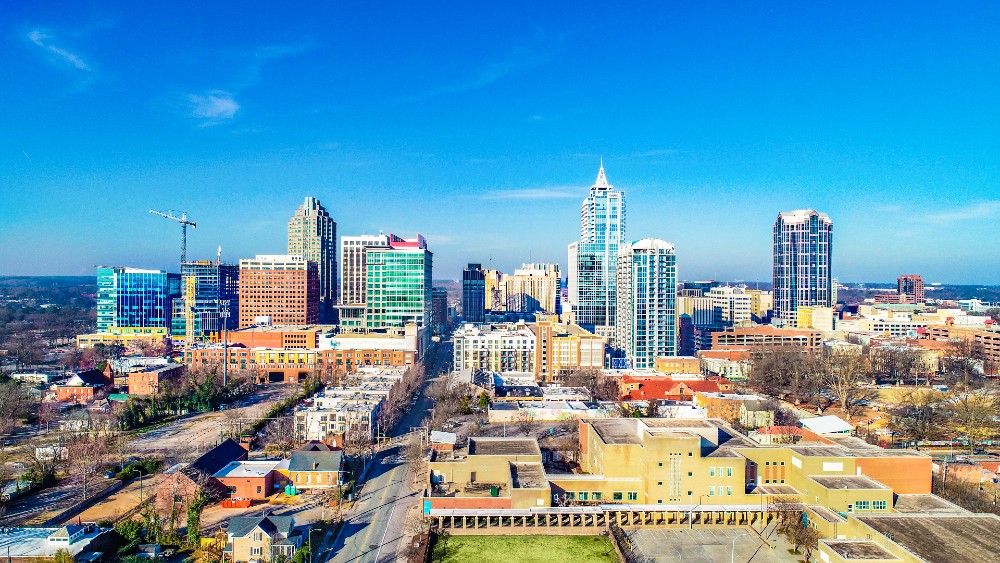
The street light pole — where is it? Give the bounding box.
[131,469,144,503]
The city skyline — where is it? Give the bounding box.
[4,3,1000,282]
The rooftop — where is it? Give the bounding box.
[468,437,540,457]
[588,419,642,445]
[809,475,888,490]
[892,494,968,514]
[510,462,546,489]
[788,446,853,457]
[821,540,897,560]
[213,460,281,479]
[807,505,847,523]
[856,514,1000,563]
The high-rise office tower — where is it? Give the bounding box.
[616,239,677,369]
[898,274,925,303]
[484,269,507,312]
[568,162,626,336]
[773,210,833,327]
[340,234,392,307]
[364,235,432,329]
[288,197,337,322]
[707,286,753,326]
[96,267,180,332]
[238,255,319,327]
[462,263,486,323]
[431,287,449,335]
[505,263,561,314]
[171,261,240,340]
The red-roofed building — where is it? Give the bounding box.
[618,375,733,401]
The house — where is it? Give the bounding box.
[224,515,304,563]
[739,399,776,430]
[213,460,287,500]
[801,415,853,435]
[288,450,343,490]
[155,438,248,512]
[617,375,734,401]
[749,426,803,445]
[296,440,337,452]
[430,431,457,452]
[54,367,112,403]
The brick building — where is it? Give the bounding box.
[238,255,319,328]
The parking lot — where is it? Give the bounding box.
[626,527,802,562]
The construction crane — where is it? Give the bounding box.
[149,209,197,266]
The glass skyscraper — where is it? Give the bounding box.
[773,209,833,327]
[96,267,180,332]
[461,263,486,323]
[568,163,626,335]
[616,239,677,369]
[364,235,433,329]
[171,261,240,340]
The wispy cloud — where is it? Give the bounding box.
[479,187,579,200]
[630,149,679,158]
[415,40,552,100]
[28,30,90,71]
[921,201,1000,224]
[189,91,239,125]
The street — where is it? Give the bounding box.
[317,339,451,563]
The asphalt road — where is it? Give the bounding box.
[319,339,451,563]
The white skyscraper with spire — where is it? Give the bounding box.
[567,161,626,338]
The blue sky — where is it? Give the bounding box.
[2,2,999,283]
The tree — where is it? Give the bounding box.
[342,426,374,461]
[67,434,110,500]
[261,416,297,457]
[514,410,535,436]
[9,331,43,369]
[886,390,949,446]
[645,399,659,418]
[748,347,821,406]
[947,392,1000,452]
[870,347,922,385]
[941,339,987,388]
[563,368,618,401]
[477,392,490,411]
[0,381,34,449]
[822,353,878,419]
[777,513,821,560]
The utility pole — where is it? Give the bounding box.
[217,299,231,388]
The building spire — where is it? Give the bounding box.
[594,158,609,188]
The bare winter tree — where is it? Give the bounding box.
[822,353,878,419]
[514,410,535,436]
[886,389,949,447]
[261,416,297,457]
[946,391,1000,452]
[67,434,110,500]
[0,381,34,450]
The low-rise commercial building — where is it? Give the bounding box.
[213,460,287,500]
[126,363,185,396]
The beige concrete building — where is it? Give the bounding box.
[505,263,560,314]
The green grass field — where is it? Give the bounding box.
[430,534,617,563]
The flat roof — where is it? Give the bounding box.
[753,485,800,495]
[468,437,540,457]
[892,494,968,514]
[822,540,897,560]
[588,419,641,444]
[642,418,715,429]
[809,475,887,490]
[510,463,546,489]
[213,460,281,479]
[808,505,847,523]
[856,514,1000,563]
[789,446,853,457]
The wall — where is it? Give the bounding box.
[217,473,277,500]
[856,457,932,495]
